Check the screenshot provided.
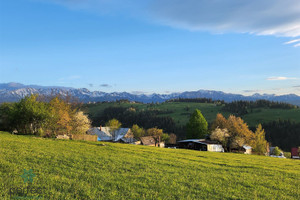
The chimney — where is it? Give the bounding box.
[99,125,102,131]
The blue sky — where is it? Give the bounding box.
[0,0,300,95]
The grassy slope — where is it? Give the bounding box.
[84,102,300,127]
[1,132,299,200]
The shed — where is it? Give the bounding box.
[140,136,165,148]
[178,139,224,152]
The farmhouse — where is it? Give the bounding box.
[87,126,136,143]
[178,139,224,152]
[140,136,165,148]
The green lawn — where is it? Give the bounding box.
[1,132,299,199]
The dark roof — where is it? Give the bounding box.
[178,139,205,143]
[178,139,220,145]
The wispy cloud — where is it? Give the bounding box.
[294,43,300,47]
[100,84,112,88]
[88,83,94,87]
[293,85,300,88]
[42,0,300,37]
[284,38,300,47]
[266,77,298,81]
[284,39,300,44]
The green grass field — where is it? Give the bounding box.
[84,102,300,127]
[1,132,299,199]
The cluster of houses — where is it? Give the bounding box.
[84,126,230,152]
[56,126,299,158]
[86,126,165,147]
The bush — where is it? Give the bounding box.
[273,146,282,156]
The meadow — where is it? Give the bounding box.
[1,132,299,199]
[84,101,300,127]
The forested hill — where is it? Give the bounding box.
[84,99,300,151]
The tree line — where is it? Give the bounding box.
[262,120,300,151]
[0,95,91,137]
[167,98,225,104]
[222,100,297,116]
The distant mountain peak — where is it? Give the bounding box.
[0,82,299,106]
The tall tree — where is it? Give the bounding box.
[48,97,74,136]
[226,115,254,149]
[251,124,269,155]
[186,109,208,139]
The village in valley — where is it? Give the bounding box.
[1,0,300,199]
[50,100,299,159]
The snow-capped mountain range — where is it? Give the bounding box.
[1,82,300,106]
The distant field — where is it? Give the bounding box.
[84,102,300,127]
[0,132,299,199]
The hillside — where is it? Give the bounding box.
[84,101,300,127]
[1,132,299,199]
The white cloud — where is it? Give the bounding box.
[149,0,300,37]
[284,39,300,44]
[266,77,298,81]
[294,43,300,47]
[41,0,300,37]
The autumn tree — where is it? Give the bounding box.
[211,113,227,130]
[226,115,254,150]
[186,109,208,139]
[47,97,74,136]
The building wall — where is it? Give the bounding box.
[207,144,224,152]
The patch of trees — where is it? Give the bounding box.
[222,100,297,116]
[130,124,170,142]
[262,120,300,151]
[89,106,184,138]
[167,98,225,104]
[210,113,269,154]
[0,95,91,137]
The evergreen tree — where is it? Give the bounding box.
[186,109,208,139]
[251,124,269,155]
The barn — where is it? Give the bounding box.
[178,139,224,152]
